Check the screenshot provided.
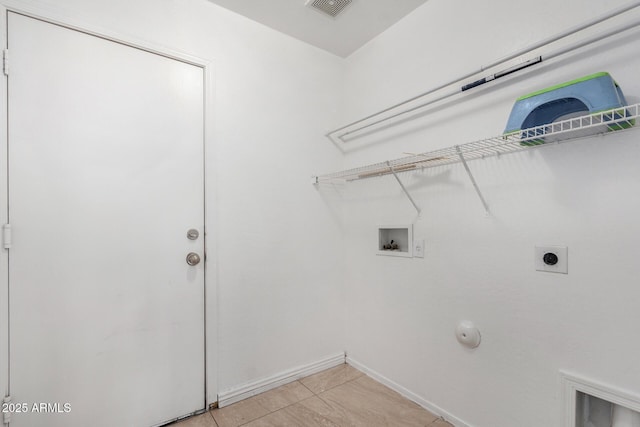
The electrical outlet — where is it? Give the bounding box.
[535,246,568,274]
[414,239,424,258]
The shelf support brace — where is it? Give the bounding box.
[386,161,421,215]
[455,146,489,214]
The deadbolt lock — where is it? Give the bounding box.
[187,229,199,240]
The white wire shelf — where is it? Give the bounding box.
[313,103,640,184]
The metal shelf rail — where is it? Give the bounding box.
[312,103,640,215]
[326,1,640,147]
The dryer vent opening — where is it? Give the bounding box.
[306,0,353,18]
[576,392,640,427]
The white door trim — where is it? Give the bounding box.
[0,0,219,407]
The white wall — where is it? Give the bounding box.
[0,0,346,405]
[4,1,639,424]
[339,0,640,426]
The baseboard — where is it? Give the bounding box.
[218,352,346,407]
[346,356,473,427]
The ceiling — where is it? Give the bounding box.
[207,0,428,58]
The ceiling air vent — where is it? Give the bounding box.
[306,0,353,18]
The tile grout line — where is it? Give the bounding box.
[316,371,366,395]
[314,390,337,411]
[206,409,220,427]
[211,380,309,427]
[312,375,446,427]
[301,369,366,396]
[212,368,447,427]
[214,368,367,427]
[238,394,336,427]
[426,415,451,426]
[298,378,316,395]
[233,381,317,427]
[311,373,368,414]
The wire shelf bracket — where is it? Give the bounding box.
[313,103,640,214]
[387,161,421,215]
[456,145,489,214]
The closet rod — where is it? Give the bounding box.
[328,0,640,142]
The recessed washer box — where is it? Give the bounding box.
[377,225,413,258]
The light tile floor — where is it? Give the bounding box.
[174,364,453,427]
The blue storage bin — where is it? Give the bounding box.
[504,72,632,144]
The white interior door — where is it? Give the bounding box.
[7,12,205,427]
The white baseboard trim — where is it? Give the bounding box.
[346,356,473,427]
[218,352,346,407]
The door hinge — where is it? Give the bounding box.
[3,395,11,425]
[3,224,12,249]
[2,49,8,76]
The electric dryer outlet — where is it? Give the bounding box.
[535,246,568,274]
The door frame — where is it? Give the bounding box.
[0,0,219,411]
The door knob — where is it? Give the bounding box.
[186,252,201,266]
